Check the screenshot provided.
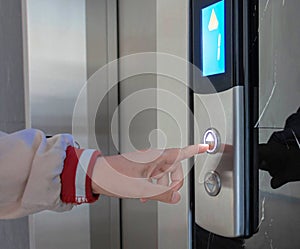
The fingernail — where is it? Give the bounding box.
[198,144,209,153]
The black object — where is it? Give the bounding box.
[259,108,300,189]
[194,225,245,249]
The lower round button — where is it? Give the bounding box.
[204,171,221,196]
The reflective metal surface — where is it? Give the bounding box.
[23,0,300,248]
[245,0,300,248]
[194,87,246,237]
[27,0,90,248]
[118,1,192,249]
[27,0,121,248]
[85,1,120,249]
[0,1,29,249]
[118,1,158,249]
[157,1,191,249]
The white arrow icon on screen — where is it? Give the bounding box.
[208,9,219,31]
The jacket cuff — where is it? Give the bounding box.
[61,146,101,204]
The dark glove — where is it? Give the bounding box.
[259,141,300,189]
[259,107,300,189]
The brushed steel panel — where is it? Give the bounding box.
[27,1,91,248]
[86,1,121,249]
[157,0,191,249]
[0,1,29,248]
[118,1,158,249]
[194,86,245,237]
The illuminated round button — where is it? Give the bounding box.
[203,128,221,154]
[204,171,221,196]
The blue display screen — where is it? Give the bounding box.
[202,0,225,76]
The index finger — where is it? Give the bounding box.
[167,144,209,164]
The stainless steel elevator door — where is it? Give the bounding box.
[0,1,29,248]
[118,1,158,249]
[27,0,121,248]
[27,0,90,248]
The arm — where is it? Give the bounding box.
[0,129,208,219]
[91,144,209,204]
[0,129,99,219]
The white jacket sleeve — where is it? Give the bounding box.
[0,129,100,219]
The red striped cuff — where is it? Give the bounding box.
[61,146,101,204]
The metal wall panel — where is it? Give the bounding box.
[118,1,192,248]
[27,0,120,248]
[0,0,26,132]
[85,0,121,249]
[0,1,29,248]
[157,0,191,249]
[118,1,158,249]
[26,0,90,248]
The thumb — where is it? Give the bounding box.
[271,176,287,189]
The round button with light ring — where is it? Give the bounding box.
[203,128,221,154]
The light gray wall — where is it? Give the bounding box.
[0,0,29,249]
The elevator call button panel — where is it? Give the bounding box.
[192,0,259,238]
